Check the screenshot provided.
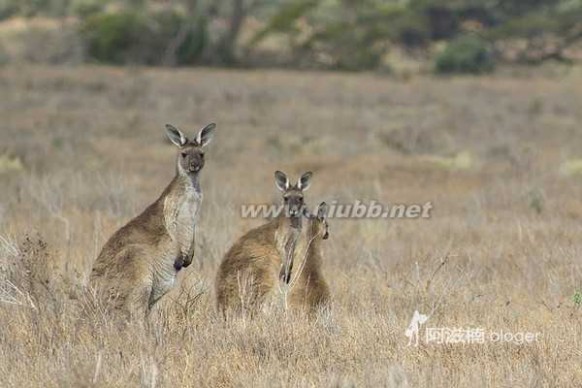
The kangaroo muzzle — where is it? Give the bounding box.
[189,160,203,172]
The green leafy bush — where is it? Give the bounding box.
[81,11,145,64]
[80,10,207,65]
[303,22,387,71]
[435,35,494,74]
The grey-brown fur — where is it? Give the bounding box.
[90,123,216,319]
[215,171,312,317]
[288,202,331,315]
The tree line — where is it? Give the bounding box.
[1,0,581,73]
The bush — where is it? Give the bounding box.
[80,10,207,66]
[435,35,494,74]
[81,11,147,64]
[303,22,387,71]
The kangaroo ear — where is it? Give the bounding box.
[297,171,313,191]
[274,171,290,192]
[195,123,216,147]
[317,202,328,219]
[165,124,187,147]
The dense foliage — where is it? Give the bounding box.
[435,35,494,74]
[81,10,207,65]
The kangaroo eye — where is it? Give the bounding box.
[181,153,187,158]
[200,153,205,159]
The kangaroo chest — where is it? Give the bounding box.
[164,183,202,255]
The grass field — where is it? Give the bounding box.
[1,65,582,387]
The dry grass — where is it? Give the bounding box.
[1,65,582,387]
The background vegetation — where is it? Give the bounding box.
[0,0,581,73]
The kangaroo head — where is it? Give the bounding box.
[274,170,312,229]
[312,202,329,240]
[165,123,216,176]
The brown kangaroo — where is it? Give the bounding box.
[288,202,331,315]
[90,123,216,319]
[215,170,312,317]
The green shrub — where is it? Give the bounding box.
[80,10,207,65]
[304,22,386,71]
[81,11,147,64]
[435,35,494,74]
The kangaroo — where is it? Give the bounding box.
[288,202,331,315]
[215,171,312,317]
[90,123,216,319]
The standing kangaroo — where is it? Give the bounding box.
[288,202,331,314]
[215,171,312,316]
[90,123,216,319]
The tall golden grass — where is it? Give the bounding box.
[1,65,582,387]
